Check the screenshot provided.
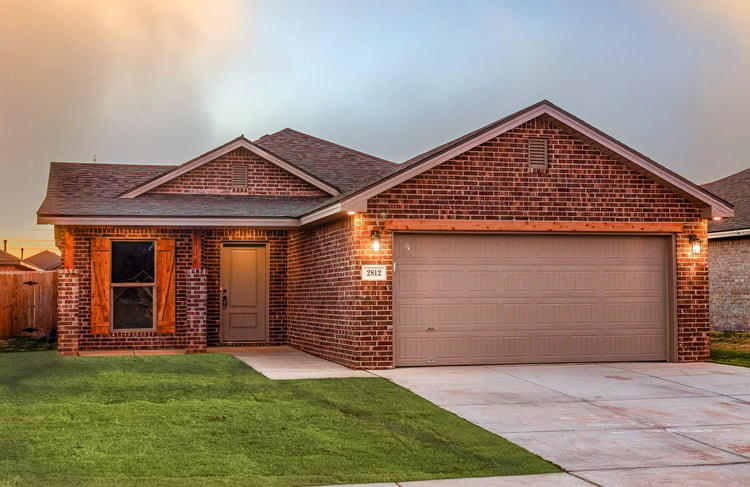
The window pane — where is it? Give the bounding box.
[112,241,155,283]
[112,287,154,329]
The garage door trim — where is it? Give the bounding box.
[393,232,677,366]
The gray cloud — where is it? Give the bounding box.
[0,0,243,253]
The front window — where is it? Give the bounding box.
[111,241,155,330]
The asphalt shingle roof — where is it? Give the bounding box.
[23,251,62,271]
[0,249,22,266]
[702,168,750,233]
[38,128,395,220]
[38,162,331,218]
[254,128,397,193]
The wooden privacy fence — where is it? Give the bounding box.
[0,272,58,339]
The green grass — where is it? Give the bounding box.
[0,353,558,486]
[710,331,750,368]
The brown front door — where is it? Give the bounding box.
[220,244,267,341]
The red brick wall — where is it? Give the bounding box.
[287,217,361,367]
[57,269,80,356]
[709,237,750,332]
[676,220,709,361]
[58,226,288,351]
[150,147,328,196]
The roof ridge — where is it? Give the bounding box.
[260,127,396,165]
[50,161,178,169]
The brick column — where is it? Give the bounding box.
[57,269,80,356]
[185,269,207,353]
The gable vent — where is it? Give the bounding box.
[232,164,248,191]
[528,138,548,170]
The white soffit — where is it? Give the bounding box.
[708,228,750,239]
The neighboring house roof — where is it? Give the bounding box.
[0,250,42,271]
[38,100,734,227]
[23,250,62,271]
[702,167,750,238]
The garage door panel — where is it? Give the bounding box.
[394,234,670,366]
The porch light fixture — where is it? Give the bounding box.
[370,230,381,252]
[347,211,356,216]
[689,234,701,254]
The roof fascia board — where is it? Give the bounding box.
[38,216,300,227]
[299,203,342,226]
[299,196,372,225]
[16,261,44,271]
[708,228,750,239]
[120,139,339,198]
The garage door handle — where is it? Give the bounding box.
[425,326,437,331]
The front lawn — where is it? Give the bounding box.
[0,352,557,486]
[710,331,750,368]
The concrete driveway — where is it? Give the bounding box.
[374,362,750,486]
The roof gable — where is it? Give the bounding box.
[119,136,340,198]
[146,146,329,197]
[301,100,734,223]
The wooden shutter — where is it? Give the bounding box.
[90,238,111,334]
[156,239,176,334]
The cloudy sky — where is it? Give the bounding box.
[1,0,748,257]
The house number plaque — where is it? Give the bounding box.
[361,265,386,281]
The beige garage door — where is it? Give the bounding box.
[394,234,670,366]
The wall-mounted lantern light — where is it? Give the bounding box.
[688,234,701,254]
[371,230,381,252]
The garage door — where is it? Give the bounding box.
[394,234,670,366]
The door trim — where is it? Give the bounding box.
[220,242,270,342]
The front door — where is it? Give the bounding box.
[220,244,267,341]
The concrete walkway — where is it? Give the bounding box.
[226,345,372,379]
[226,347,750,486]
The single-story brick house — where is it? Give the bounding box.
[702,168,750,331]
[38,100,733,368]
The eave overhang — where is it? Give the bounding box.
[708,228,750,239]
[37,216,300,227]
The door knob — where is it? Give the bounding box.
[222,289,228,307]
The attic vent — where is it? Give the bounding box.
[528,138,548,170]
[232,164,248,191]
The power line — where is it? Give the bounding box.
[1,238,56,243]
